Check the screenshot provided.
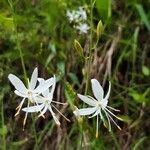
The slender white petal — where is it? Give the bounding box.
[38,78,50,97]
[14,90,27,98]
[29,67,38,90]
[91,79,104,100]
[77,107,97,116]
[38,105,48,116]
[101,99,108,109]
[48,106,60,126]
[50,75,56,95]
[22,103,44,113]
[34,78,54,93]
[104,81,111,100]
[8,74,27,94]
[89,109,100,118]
[35,96,46,103]
[77,94,97,106]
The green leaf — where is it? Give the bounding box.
[96,0,111,21]
[74,39,84,59]
[129,92,145,103]
[96,20,104,39]
[132,137,147,150]
[135,4,150,33]
[0,14,14,31]
[65,82,76,110]
[142,65,150,76]
[68,73,80,87]
[0,125,7,136]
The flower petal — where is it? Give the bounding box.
[91,79,104,100]
[34,78,54,93]
[29,67,38,90]
[104,81,111,100]
[8,74,27,94]
[50,75,56,95]
[77,94,97,106]
[77,107,97,116]
[38,105,48,116]
[22,103,44,113]
[89,109,100,118]
[14,90,27,98]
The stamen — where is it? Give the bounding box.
[103,109,111,132]
[106,111,122,130]
[52,101,68,105]
[23,102,29,130]
[51,104,70,122]
[15,98,25,117]
[106,106,120,112]
[105,107,123,121]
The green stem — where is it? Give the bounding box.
[85,0,94,95]
[8,0,27,83]
[32,115,39,150]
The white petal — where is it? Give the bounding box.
[101,99,108,108]
[8,74,27,94]
[22,103,44,112]
[35,96,46,103]
[29,67,38,90]
[77,94,97,106]
[34,78,54,93]
[43,76,56,98]
[104,81,111,100]
[38,78,45,83]
[14,90,27,98]
[89,109,100,118]
[50,75,56,95]
[39,105,48,116]
[77,107,97,116]
[91,79,104,100]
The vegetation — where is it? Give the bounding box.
[0,0,150,149]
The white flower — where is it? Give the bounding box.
[76,23,90,34]
[74,79,122,137]
[66,7,87,23]
[22,76,69,125]
[66,10,79,23]
[76,7,87,20]
[8,67,53,127]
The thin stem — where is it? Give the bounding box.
[32,115,39,150]
[85,0,94,95]
[8,0,27,83]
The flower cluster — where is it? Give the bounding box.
[8,67,122,135]
[8,67,68,128]
[66,7,90,34]
[74,79,122,137]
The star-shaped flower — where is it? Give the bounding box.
[8,67,53,126]
[76,23,90,34]
[22,76,69,125]
[74,79,122,137]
